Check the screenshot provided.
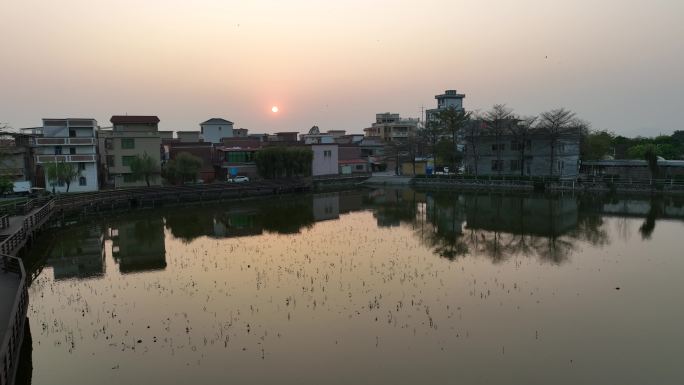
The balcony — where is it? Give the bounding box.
[35,154,97,163]
[34,137,96,146]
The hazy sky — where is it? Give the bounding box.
[1,0,682,137]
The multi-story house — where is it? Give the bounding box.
[106,116,162,188]
[34,118,99,192]
[0,132,36,185]
[200,118,234,144]
[464,127,581,178]
[425,89,466,123]
[363,113,418,142]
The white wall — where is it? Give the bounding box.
[44,162,98,192]
[201,123,234,144]
[312,144,338,176]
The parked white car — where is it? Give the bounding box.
[228,176,250,183]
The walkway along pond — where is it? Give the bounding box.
[16,189,684,384]
[1,198,53,385]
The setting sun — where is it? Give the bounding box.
[271,106,279,113]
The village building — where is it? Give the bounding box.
[34,118,99,192]
[200,118,234,144]
[464,127,581,178]
[363,113,419,142]
[106,115,163,188]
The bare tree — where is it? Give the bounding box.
[538,108,576,177]
[464,117,484,176]
[508,116,537,177]
[483,104,514,175]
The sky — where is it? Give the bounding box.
[1,0,682,137]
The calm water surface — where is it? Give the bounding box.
[22,189,684,384]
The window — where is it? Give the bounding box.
[491,160,504,171]
[106,155,115,167]
[355,164,364,171]
[510,159,521,171]
[122,155,136,167]
[558,160,564,172]
[78,162,86,171]
[105,139,114,150]
[70,147,76,155]
[69,129,76,137]
[323,150,332,158]
[55,146,62,155]
[225,151,253,163]
[511,141,524,151]
[79,176,87,186]
[121,138,135,149]
[491,143,505,151]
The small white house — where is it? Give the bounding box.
[200,118,234,144]
[311,144,338,176]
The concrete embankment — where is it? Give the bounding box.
[361,175,413,186]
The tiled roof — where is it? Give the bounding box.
[201,118,233,125]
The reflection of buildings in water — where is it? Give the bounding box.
[213,210,262,238]
[111,218,166,273]
[464,195,578,237]
[338,190,364,214]
[45,226,105,280]
[313,193,340,222]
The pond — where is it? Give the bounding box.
[20,189,684,384]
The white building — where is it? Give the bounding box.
[426,89,466,123]
[311,144,339,176]
[200,118,234,144]
[35,118,99,192]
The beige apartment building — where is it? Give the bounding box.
[104,116,162,188]
[363,113,419,142]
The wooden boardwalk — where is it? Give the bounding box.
[0,199,53,385]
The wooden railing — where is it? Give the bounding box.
[0,254,28,385]
[0,200,54,256]
[53,180,311,212]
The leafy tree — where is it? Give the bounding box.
[164,152,203,184]
[418,120,444,160]
[0,175,13,195]
[435,138,461,168]
[581,129,615,160]
[436,107,471,173]
[61,162,80,192]
[643,143,659,180]
[255,147,312,179]
[45,160,80,192]
[129,152,158,187]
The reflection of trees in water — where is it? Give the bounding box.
[388,190,613,264]
[257,199,315,234]
[164,211,214,242]
[161,196,316,242]
[639,196,662,240]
